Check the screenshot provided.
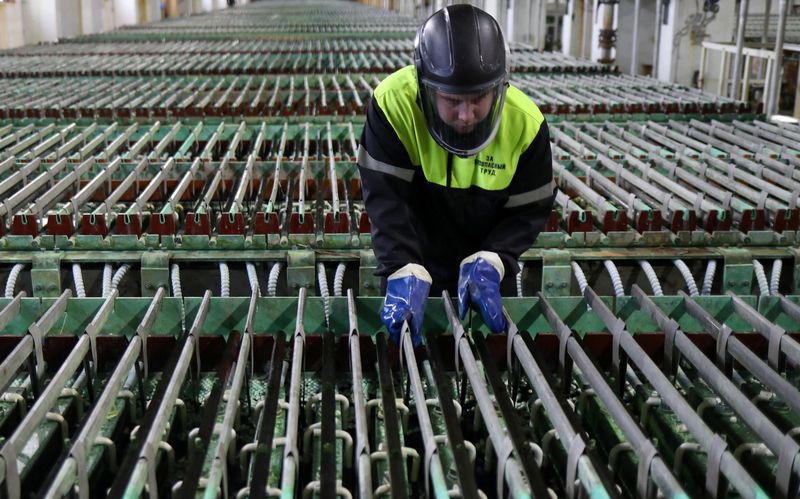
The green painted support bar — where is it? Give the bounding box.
[541,249,572,297]
[0,295,796,340]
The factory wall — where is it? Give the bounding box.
[658,0,736,86]
[557,0,745,84]
[507,0,547,48]
[81,0,107,35]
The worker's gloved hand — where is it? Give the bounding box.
[458,251,507,334]
[381,263,432,346]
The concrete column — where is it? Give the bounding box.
[731,0,749,99]
[506,0,517,41]
[536,0,547,49]
[112,0,137,27]
[80,0,104,35]
[147,0,163,21]
[630,0,641,74]
[615,0,655,76]
[765,0,790,116]
[582,0,592,59]
[22,0,59,44]
[102,0,115,30]
[653,0,662,78]
[0,2,25,50]
[59,0,82,38]
[762,0,772,46]
[561,0,580,56]
[528,0,541,47]
[166,0,180,17]
[484,0,501,24]
[597,1,615,63]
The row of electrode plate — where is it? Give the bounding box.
[0,281,798,498]
[0,121,365,239]
[94,1,421,35]
[0,39,416,56]
[548,118,800,235]
[512,73,746,115]
[0,74,383,119]
[0,48,607,77]
[0,40,607,75]
[0,72,736,121]
[2,118,800,240]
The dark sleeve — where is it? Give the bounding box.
[358,97,424,277]
[481,119,556,275]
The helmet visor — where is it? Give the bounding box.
[419,81,507,157]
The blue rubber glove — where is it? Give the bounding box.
[381,264,432,346]
[458,251,507,333]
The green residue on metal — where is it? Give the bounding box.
[84,384,132,483]
[589,485,613,499]
[17,379,81,485]
[269,391,287,491]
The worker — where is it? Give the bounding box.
[358,4,555,345]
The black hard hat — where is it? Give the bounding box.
[414,5,509,156]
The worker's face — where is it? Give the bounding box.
[434,89,495,134]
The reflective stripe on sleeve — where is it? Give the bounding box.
[504,180,554,208]
[358,145,414,182]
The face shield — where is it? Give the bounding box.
[419,79,508,157]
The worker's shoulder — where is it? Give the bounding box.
[374,66,418,102]
[503,84,545,126]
